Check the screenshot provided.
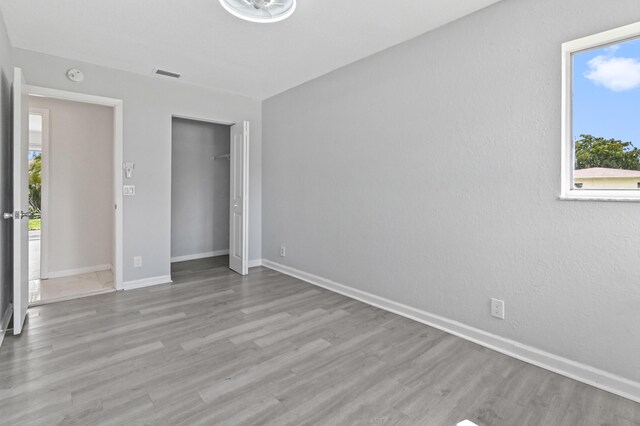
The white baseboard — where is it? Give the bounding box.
[46,264,112,279]
[248,259,263,268]
[261,259,640,404]
[123,275,173,290]
[171,250,230,263]
[0,303,13,349]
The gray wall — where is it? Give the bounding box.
[171,118,230,260]
[29,96,114,275]
[13,48,262,284]
[0,9,13,320]
[263,0,640,383]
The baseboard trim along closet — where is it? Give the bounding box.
[46,264,112,279]
[0,303,13,349]
[123,275,173,290]
[261,259,640,404]
[171,250,230,263]
[248,259,263,268]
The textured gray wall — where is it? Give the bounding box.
[171,118,230,259]
[13,48,262,284]
[0,9,13,321]
[29,96,114,275]
[263,0,640,382]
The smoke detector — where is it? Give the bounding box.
[66,68,84,82]
[219,0,296,23]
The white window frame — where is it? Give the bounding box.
[561,21,640,201]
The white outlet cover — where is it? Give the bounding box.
[123,185,135,196]
[491,298,505,319]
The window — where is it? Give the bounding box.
[561,23,640,200]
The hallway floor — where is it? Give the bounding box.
[27,231,114,305]
[29,270,114,305]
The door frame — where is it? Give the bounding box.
[28,107,50,279]
[26,85,124,291]
[168,114,249,276]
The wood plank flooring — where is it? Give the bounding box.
[1,256,638,425]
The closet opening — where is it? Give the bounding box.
[170,116,250,279]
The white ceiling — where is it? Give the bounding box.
[0,0,501,99]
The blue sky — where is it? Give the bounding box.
[573,37,640,145]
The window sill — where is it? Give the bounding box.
[559,194,640,202]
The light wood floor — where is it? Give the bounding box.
[1,256,639,425]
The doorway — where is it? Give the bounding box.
[170,116,249,279]
[9,69,124,334]
[27,96,116,305]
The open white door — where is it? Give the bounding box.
[10,67,29,334]
[229,121,249,275]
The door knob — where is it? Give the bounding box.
[3,211,30,219]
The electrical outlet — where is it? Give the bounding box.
[134,256,142,268]
[123,185,135,196]
[280,246,286,257]
[491,298,505,319]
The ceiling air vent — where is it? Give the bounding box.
[153,69,181,79]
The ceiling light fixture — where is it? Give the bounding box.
[219,0,296,23]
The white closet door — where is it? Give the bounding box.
[229,121,249,275]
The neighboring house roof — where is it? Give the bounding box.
[574,167,640,178]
